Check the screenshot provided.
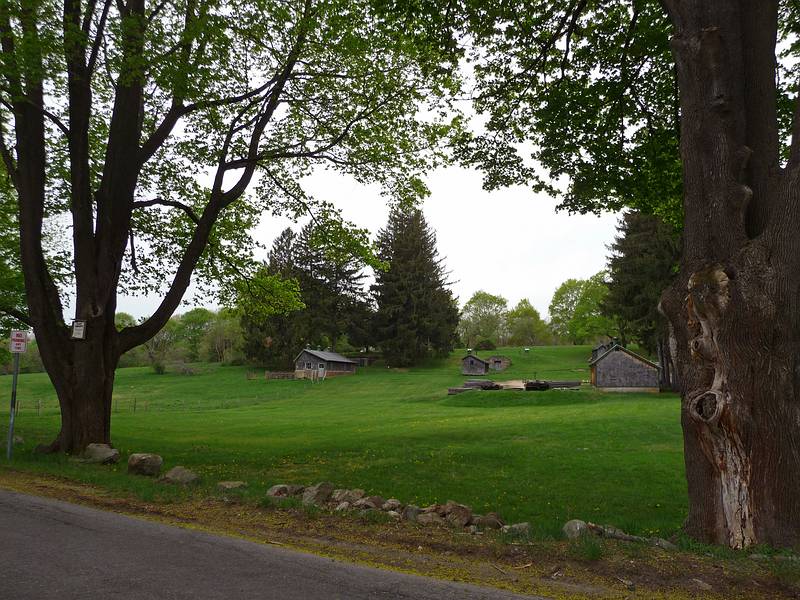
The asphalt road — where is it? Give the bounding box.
[0,489,548,600]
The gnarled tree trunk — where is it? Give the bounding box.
[661,0,800,548]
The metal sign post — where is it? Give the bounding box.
[7,330,27,460]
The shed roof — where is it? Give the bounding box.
[588,344,658,369]
[295,349,357,364]
[462,355,488,365]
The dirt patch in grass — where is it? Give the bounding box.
[2,468,798,599]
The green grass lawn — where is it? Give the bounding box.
[0,345,686,539]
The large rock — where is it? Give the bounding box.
[443,501,473,527]
[302,482,334,506]
[562,519,589,540]
[83,443,120,464]
[387,510,402,520]
[474,513,505,530]
[402,504,420,522]
[160,466,200,485]
[416,512,444,526]
[217,481,248,491]
[335,501,351,512]
[127,453,163,477]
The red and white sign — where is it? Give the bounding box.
[9,330,27,353]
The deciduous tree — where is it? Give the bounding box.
[506,299,550,346]
[458,291,508,348]
[1,0,460,452]
[463,0,800,547]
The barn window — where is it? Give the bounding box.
[319,363,325,369]
[306,362,312,369]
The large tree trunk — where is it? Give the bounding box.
[35,311,120,454]
[661,1,800,548]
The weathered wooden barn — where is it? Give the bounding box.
[589,344,659,392]
[461,354,489,375]
[486,355,512,371]
[294,349,357,379]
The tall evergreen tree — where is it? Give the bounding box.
[603,212,680,355]
[372,209,458,366]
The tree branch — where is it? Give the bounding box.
[132,197,200,223]
[0,306,31,326]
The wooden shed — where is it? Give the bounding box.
[589,344,659,392]
[294,349,357,379]
[486,355,512,372]
[461,354,489,375]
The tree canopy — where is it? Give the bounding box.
[458,290,508,348]
[549,274,615,344]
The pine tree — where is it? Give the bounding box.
[603,211,680,354]
[372,209,459,366]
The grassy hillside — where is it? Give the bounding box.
[0,345,685,538]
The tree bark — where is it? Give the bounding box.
[661,0,800,548]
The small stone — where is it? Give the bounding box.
[349,489,365,500]
[266,484,291,498]
[387,510,402,520]
[422,504,442,514]
[83,443,120,464]
[416,512,444,526]
[331,489,350,503]
[127,453,163,477]
[13,435,23,445]
[563,519,589,540]
[217,481,247,491]
[444,502,473,527]
[353,497,378,510]
[302,482,334,506]
[335,501,351,512]
[287,484,305,496]
[382,498,402,511]
[691,578,713,592]
[466,525,478,534]
[402,505,420,522]
[508,522,530,536]
[475,513,505,530]
[365,495,385,509]
[651,537,677,551]
[160,466,200,485]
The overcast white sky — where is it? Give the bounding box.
[115,164,620,320]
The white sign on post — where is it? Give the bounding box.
[9,330,26,354]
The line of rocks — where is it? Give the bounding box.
[78,443,212,487]
[266,482,530,536]
[562,518,677,550]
